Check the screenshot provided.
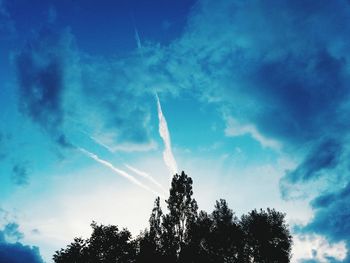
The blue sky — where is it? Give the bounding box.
[1,0,350,262]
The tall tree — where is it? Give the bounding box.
[149,196,163,249]
[164,171,198,258]
[161,214,178,263]
[136,197,163,263]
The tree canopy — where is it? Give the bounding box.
[53,171,292,263]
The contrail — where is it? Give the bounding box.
[134,27,142,50]
[156,94,178,177]
[87,133,115,153]
[78,147,164,198]
[133,23,177,178]
[130,12,142,50]
[65,121,115,153]
[125,164,167,193]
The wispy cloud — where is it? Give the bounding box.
[76,127,157,153]
[89,134,157,153]
[87,134,115,153]
[156,94,178,177]
[78,147,164,198]
[125,164,166,193]
[225,117,281,150]
[134,27,142,50]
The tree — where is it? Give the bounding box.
[164,171,198,258]
[149,197,163,249]
[53,237,88,263]
[86,222,136,263]
[53,222,136,263]
[240,208,292,263]
[160,214,178,263]
[136,197,163,263]
[208,199,243,263]
[183,199,244,263]
[181,210,213,263]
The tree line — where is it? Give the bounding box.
[53,171,292,262]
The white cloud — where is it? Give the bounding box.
[156,94,178,178]
[225,116,282,150]
[292,234,347,263]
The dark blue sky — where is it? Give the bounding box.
[5,0,194,54]
[1,0,350,262]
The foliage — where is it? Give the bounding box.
[240,209,292,262]
[53,171,292,263]
[53,223,135,263]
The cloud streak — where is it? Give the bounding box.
[134,27,142,50]
[78,147,164,198]
[156,94,178,177]
[225,117,281,150]
[125,164,166,193]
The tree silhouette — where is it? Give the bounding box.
[53,237,88,263]
[208,199,243,262]
[136,197,163,263]
[149,197,163,246]
[86,222,136,262]
[180,210,212,263]
[240,209,292,262]
[53,171,292,263]
[53,222,136,263]
[164,171,198,259]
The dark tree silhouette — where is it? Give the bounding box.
[53,237,88,263]
[53,222,136,263]
[164,171,198,259]
[180,210,212,263]
[136,197,163,262]
[181,199,243,263]
[240,208,292,262]
[53,171,292,263]
[208,199,243,262]
[149,197,163,245]
[86,222,136,262]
